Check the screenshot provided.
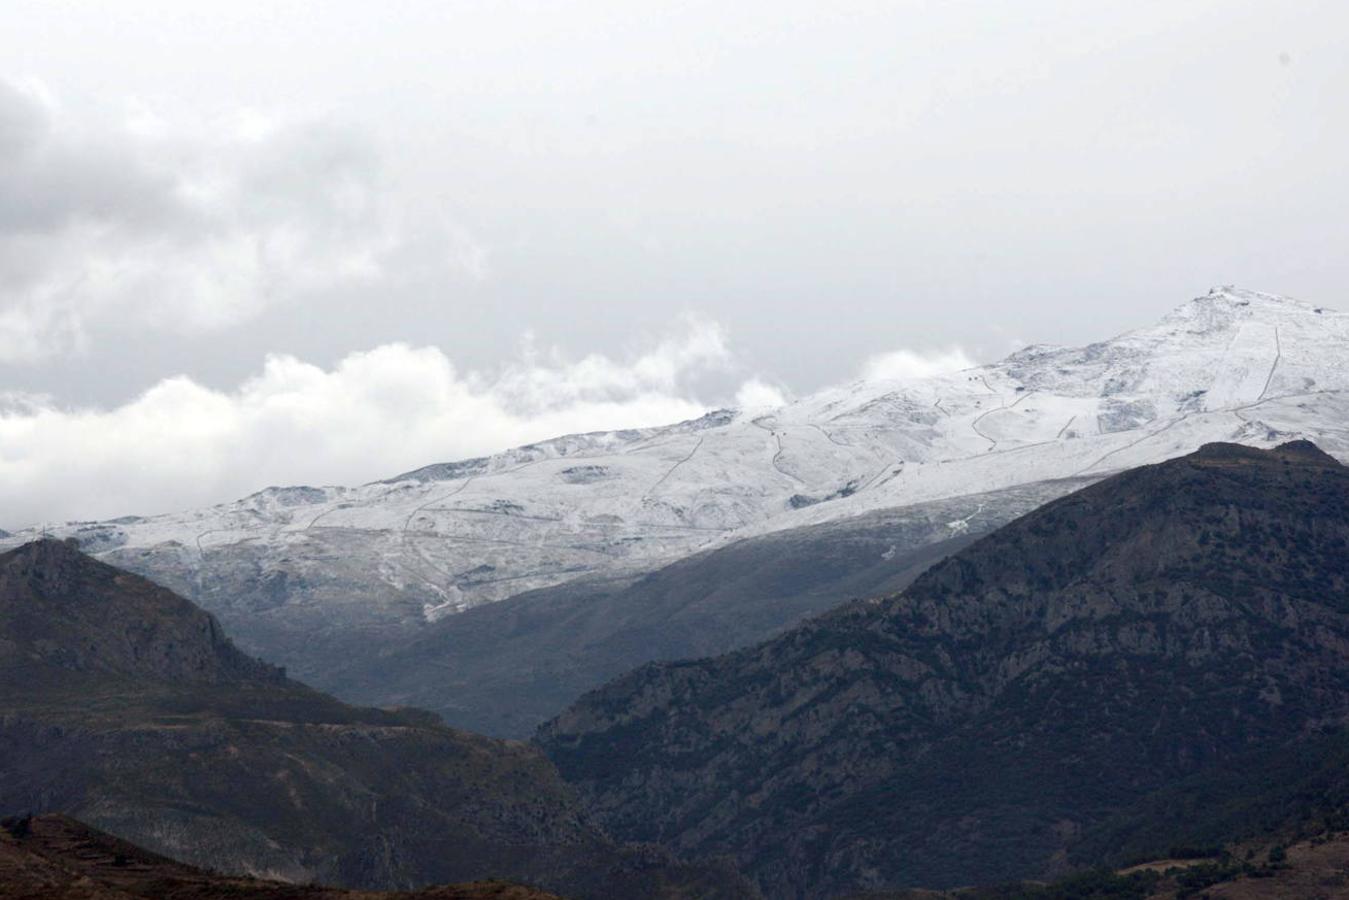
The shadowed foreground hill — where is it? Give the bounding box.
[0,813,560,900]
[12,811,1349,900]
[0,540,751,899]
[539,441,1349,898]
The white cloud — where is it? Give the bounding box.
[0,319,765,526]
[734,377,788,410]
[860,346,976,382]
[0,79,478,363]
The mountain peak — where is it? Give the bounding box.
[1187,441,1281,465]
[1152,286,1333,338]
[8,536,87,560]
[1189,439,1342,468]
[1,538,110,596]
[1201,285,1321,309]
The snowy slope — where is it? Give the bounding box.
[6,287,1349,665]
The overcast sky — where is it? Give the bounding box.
[2,1,1348,525]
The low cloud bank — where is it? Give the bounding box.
[0,324,984,526]
[0,319,751,526]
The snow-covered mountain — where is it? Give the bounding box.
[6,287,1348,678]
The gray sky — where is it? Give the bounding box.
[2,0,1348,524]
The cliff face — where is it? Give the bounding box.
[0,540,752,899]
[539,441,1349,897]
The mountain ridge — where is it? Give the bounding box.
[2,286,1347,725]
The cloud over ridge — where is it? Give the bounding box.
[860,346,975,382]
[0,318,758,526]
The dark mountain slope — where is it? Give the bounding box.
[539,441,1349,898]
[327,478,1090,738]
[0,540,751,899]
